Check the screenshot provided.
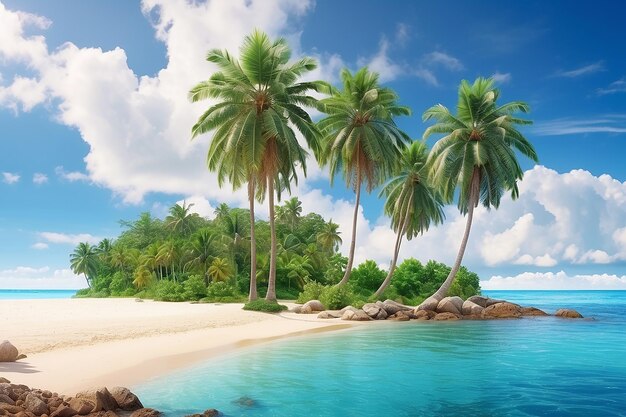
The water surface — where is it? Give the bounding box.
[0,289,77,300]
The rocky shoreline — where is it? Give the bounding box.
[0,383,217,417]
[295,295,585,321]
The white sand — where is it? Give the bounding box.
[0,298,352,393]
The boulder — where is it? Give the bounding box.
[388,311,411,321]
[466,295,508,308]
[0,393,14,405]
[130,409,161,417]
[0,378,9,384]
[521,307,548,316]
[433,312,461,321]
[362,303,388,320]
[340,309,372,321]
[0,341,19,362]
[75,388,118,412]
[0,403,23,414]
[185,410,219,417]
[462,300,484,316]
[24,393,49,416]
[290,306,302,314]
[109,387,142,411]
[51,404,78,417]
[68,397,95,415]
[416,296,439,311]
[299,304,313,314]
[340,306,358,314]
[317,311,341,319]
[555,309,583,318]
[436,297,464,315]
[482,302,522,319]
[302,300,324,312]
[413,310,436,320]
[380,300,412,315]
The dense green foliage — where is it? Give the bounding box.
[243,299,288,312]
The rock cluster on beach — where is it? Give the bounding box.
[292,296,584,322]
[0,384,220,417]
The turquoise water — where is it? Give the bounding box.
[136,291,626,417]
[0,289,77,299]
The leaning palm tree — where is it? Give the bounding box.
[70,242,98,288]
[374,141,445,298]
[190,30,327,302]
[418,77,538,310]
[317,67,411,286]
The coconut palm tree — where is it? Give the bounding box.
[316,220,342,253]
[374,141,445,298]
[278,197,303,231]
[418,77,538,310]
[187,229,222,286]
[157,240,178,281]
[133,266,153,289]
[208,258,232,283]
[165,201,198,237]
[317,67,411,286]
[189,30,327,302]
[213,203,230,224]
[70,242,98,288]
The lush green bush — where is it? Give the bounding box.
[183,275,207,300]
[350,260,386,293]
[243,299,288,312]
[320,285,354,310]
[109,272,130,296]
[201,281,245,302]
[449,266,481,299]
[391,258,424,297]
[296,281,326,303]
[276,288,300,300]
[153,280,185,302]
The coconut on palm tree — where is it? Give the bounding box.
[317,67,411,287]
[374,141,445,298]
[70,242,98,288]
[190,29,327,302]
[418,77,538,310]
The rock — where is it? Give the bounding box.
[233,396,255,408]
[555,309,583,318]
[317,311,341,319]
[482,302,522,319]
[75,388,117,412]
[466,295,489,307]
[0,403,23,414]
[24,393,49,416]
[16,354,27,360]
[0,341,19,362]
[0,378,9,384]
[299,304,313,314]
[362,303,388,320]
[340,309,372,321]
[87,412,120,417]
[413,310,436,320]
[416,296,439,311]
[388,311,411,321]
[47,396,63,410]
[109,387,142,411]
[462,300,484,316]
[290,306,302,314]
[436,297,464,315]
[434,312,461,321]
[380,300,412,315]
[129,409,160,417]
[521,307,548,316]
[185,410,220,417]
[0,393,15,405]
[340,306,358,314]
[135,298,144,302]
[69,397,96,415]
[303,300,325,312]
[51,404,78,417]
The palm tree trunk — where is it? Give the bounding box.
[337,171,362,287]
[374,218,406,298]
[419,167,480,309]
[248,179,258,301]
[84,273,91,289]
[266,176,278,302]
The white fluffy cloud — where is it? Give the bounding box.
[2,171,20,184]
[39,232,101,245]
[33,172,48,184]
[482,271,626,290]
[31,242,49,250]
[0,266,86,289]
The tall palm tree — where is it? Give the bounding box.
[220,211,248,283]
[278,197,303,231]
[208,257,232,283]
[166,201,197,237]
[140,243,162,280]
[187,229,222,286]
[133,266,153,289]
[374,141,445,298]
[95,238,113,266]
[316,220,342,253]
[317,67,411,286]
[189,30,327,302]
[70,242,98,288]
[418,77,538,310]
[157,240,178,281]
[213,203,230,224]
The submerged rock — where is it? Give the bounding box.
[233,396,256,408]
[130,408,161,417]
[185,409,220,417]
[555,309,583,318]
[521,307,548,316]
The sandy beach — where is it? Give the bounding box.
[0,298,351,393]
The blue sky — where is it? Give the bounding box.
[1,0,626,289]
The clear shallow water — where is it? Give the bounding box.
[0,289,77,299]
[135,291,626,417]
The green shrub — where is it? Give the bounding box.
[320,285,354,310]
[153,280,185,302]
[121,287,137,297]
[296,281,326,303]
[73,288,91,297]
[109,272,130,296]
[243,299,288,312]
[391,258,424,297]
[183,275,207,300]
[276,288,300,300]
[350,260,386,293]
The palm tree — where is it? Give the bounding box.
[189,30,327,302]
[278,197,303,231]
[316,220,342,253]
[165,201,197,237]
[133,266,153,289]
[95,238,113,265]
[157,240,178,281]
[208,258,232,283]
[70,242,98,288]
[418,77,538,310]
[374,141,445,298]
[187,229,222,286]
[317,67,411,286]
[213,203,230,224]
[220,211,248,282]
[140,243,161,279]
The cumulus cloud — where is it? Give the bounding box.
[2,172,20,184]
[31,242,49,250]
[422,51,463,71]
[33,172,48,184]
[0,266,86,289]
[39,232,101,245]
[482,271,626,290]
[55,166,90,182]
[492,71,511,84]
[358,37,405,83]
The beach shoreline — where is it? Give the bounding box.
[0,298,355,393]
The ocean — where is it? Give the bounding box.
[134,290,626,417]
[0,289,77,299]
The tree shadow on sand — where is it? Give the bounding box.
[0,361,40,375]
